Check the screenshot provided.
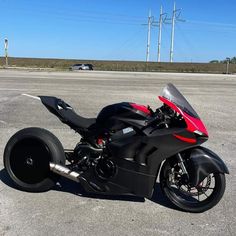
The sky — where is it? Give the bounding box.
[0,0,236,62]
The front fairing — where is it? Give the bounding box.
[159,84,208,136]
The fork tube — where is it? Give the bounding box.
[177,153,189,177]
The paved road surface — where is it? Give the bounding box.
[0,70,235,236]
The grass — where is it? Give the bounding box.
[1,57,236,74]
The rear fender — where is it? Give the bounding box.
[187,147,229,186]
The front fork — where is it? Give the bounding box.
[176,153,189,182]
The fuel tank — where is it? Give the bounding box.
[96,102,151,131]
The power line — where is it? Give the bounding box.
[176,23,200,62]
[3,2,236,62]
[186,20,236,29]
[105,28,144,59]
[0,5,146,24]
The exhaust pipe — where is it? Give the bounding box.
[50,162,80,183]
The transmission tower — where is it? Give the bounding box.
[145,10,154,62]
[169,2,185,62]
[153,6,168,62]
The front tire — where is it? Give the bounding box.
[160,158,226,213]
[4,127,66,192]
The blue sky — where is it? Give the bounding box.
[0,0,236,62]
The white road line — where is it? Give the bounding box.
[22,93,41,100]
[0,88,32,91]
[0,120,7,124]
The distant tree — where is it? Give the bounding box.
[220,59,227,64]
[209,60,219,63]
[230,57,236,64]
[210,57,236,64]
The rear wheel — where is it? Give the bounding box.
[4,127,65,192]
[160,158,226,213]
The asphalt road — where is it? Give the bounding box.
[0,70,235,236]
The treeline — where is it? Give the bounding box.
[1,57,236,73]
[210,57,236,64]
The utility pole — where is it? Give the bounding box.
[157,6,168,62]
[169,2,185,62]
[152,6,167,62]
[170,2,176,63]
[226,57,230,74]
[4,38,8,67]
[157,6,163,62]
[146,10,152,62]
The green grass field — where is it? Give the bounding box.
[1,57,235,74]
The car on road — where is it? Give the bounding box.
[69,63,93,71]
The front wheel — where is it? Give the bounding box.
[160,158,226,213]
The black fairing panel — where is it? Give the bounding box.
[96,102,149,131]
[187,147,229,186]
[80,128,201,198]
[108,128,198,168]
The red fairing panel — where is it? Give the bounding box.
[182,111,208,136]
[130,103,151,115]
[158,96,208,136]
[173,134,197,144]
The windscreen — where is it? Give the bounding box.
[161,83,199,118]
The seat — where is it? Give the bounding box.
[39,96,96,130]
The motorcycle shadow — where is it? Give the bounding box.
[0,168,177,211]
[51,176,178,210]
[0,168,16,189]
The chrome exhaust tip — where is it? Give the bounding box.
[49,162,80,183]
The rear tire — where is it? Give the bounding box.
[160,159,226,213]
[4,127,66,192]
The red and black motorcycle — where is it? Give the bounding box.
[4,83,229,212]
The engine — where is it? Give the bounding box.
[67,102,152,179]
[67,142,116,180]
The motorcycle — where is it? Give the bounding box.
[3,83,229,213]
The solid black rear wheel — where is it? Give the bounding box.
[160,159,226,213]
[4,127,66,192]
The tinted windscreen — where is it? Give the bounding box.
[161,83,199,118]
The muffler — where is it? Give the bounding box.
[49,162,80,183]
